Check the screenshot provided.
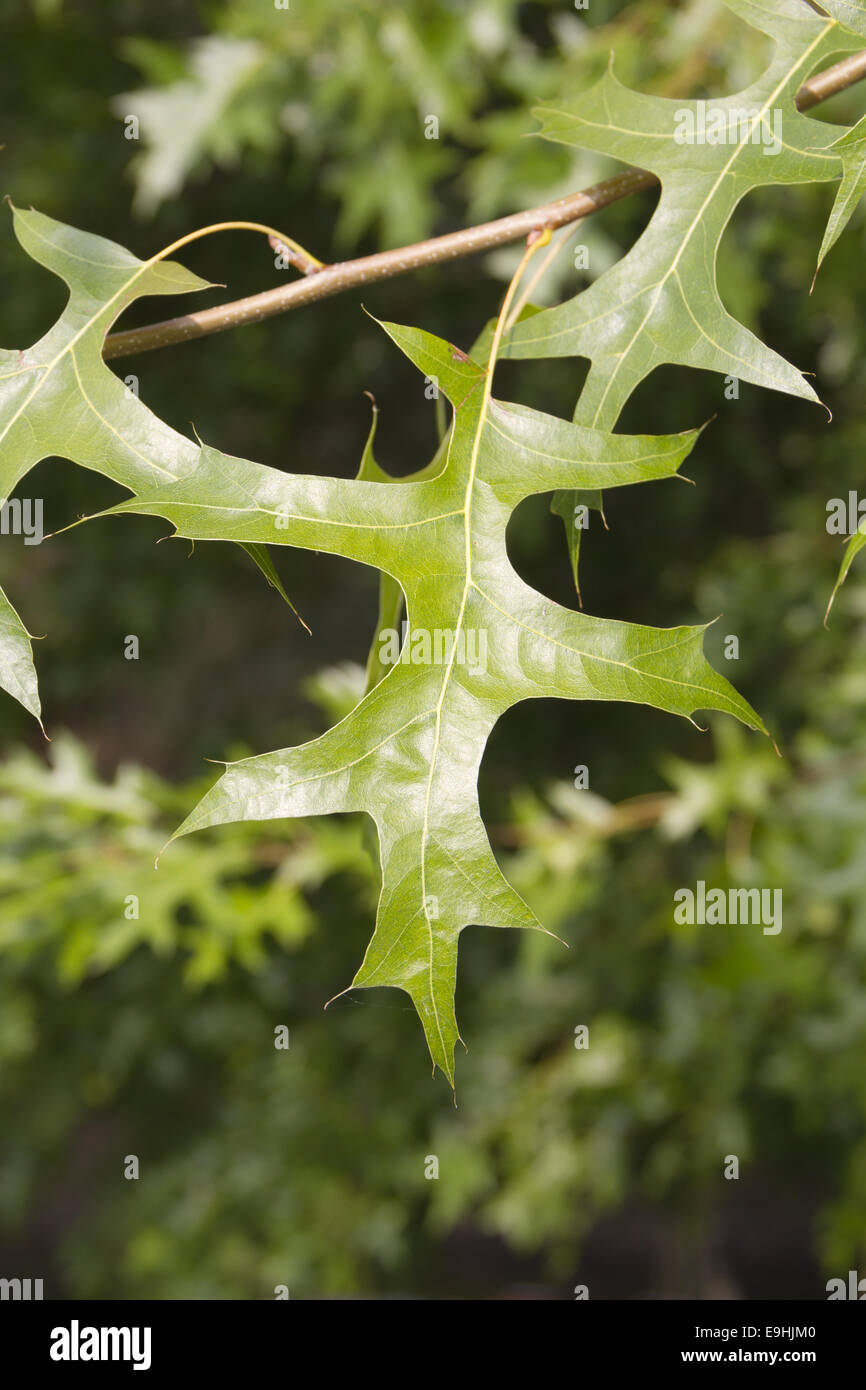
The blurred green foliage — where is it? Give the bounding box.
[1,0,866,1297]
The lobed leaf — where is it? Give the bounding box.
[0,586,41,725]
[96,316,764,1082]
[500,0,860,429]
[0,207,212,720]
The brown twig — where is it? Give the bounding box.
[102,47,866,362]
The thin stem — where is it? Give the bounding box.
[150,219,324,274]
[103,47,866,362]
[489,228,551,380]
[504,222,582,334]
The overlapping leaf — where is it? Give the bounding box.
[0,207,303,718]
[499,0,861,428]
[815,115,866,275]
[813,3,866,276]
[0,208,212,720]
[0,209,208,497]
[89,317,765,1083]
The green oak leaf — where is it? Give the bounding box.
[814,115,866,278]
[0,206,213,720]
[550,487,604,606]
[826,519,866,623]
[0,206,304,714]
[95,320,765,1084]
[0,587,41,725]
[819,2,866,39]
[811,4,866,278]
[500,0,861,429]
[0,207,209,495]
